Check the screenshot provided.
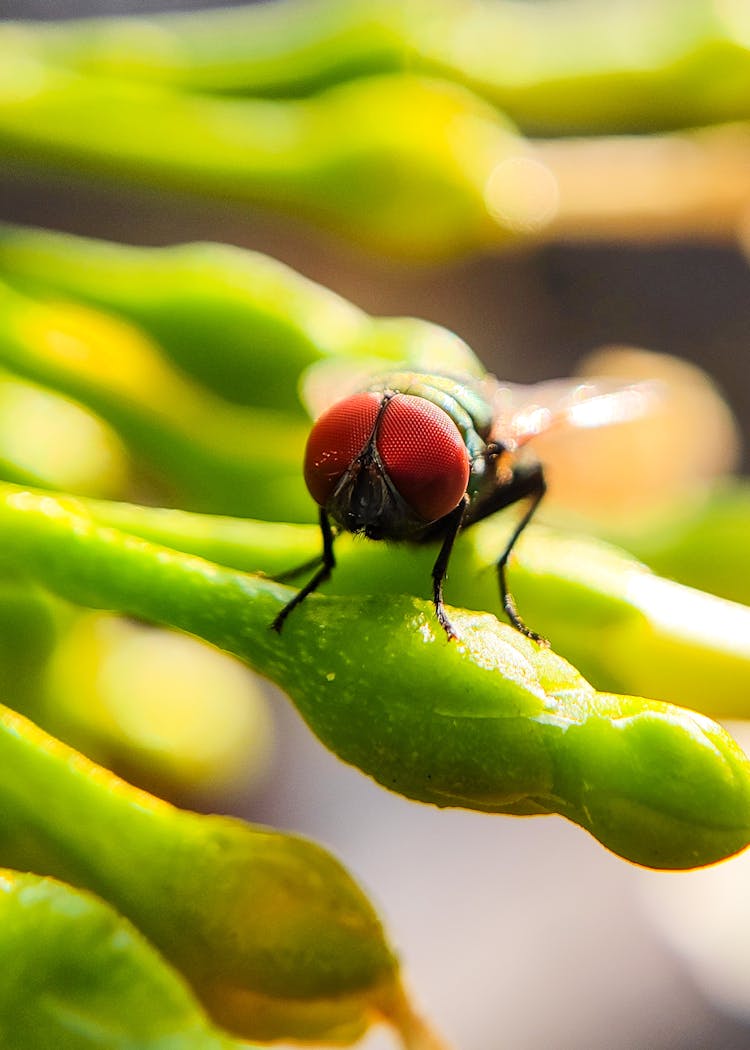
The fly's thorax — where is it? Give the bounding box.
[366,371,493,459]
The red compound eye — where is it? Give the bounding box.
[377,394,470,522]
[304,391,382,506]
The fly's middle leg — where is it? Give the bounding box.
[495,465,548,646]
[430,496,468,641]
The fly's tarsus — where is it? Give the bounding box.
[499,577,550,647]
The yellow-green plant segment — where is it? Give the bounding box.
[0,278,311,519]
[0,68,523,257]
[0,869,251,1050]
[0,482,748,870]
[0,223,483,412]
[616,481,750,608]
[55,492,750,723]
[0,704,399,1044]
[10,0,750,133]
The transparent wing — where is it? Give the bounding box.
[486,376,662,451]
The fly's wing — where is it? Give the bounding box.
[486,377,661,452]
[471,375,667,527]
[484,371,734,523]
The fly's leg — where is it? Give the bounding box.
[273,553,324,583]
[271,508,335,633]
[495,466,548,645]
[460,455,548,643]
[430,496,469,641]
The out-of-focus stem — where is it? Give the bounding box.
[532,124,750,244]
[1,56,750,255]
[15,0,750,135]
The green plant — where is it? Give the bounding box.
[2,3,750,1046]
[0,221,748,1044]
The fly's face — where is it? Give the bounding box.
[304,390,471,538]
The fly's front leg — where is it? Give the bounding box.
[430,496,469,641]
[273,553,324,583]
[495,464,547,645]
[271,508,335,632]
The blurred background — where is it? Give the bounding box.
[2,1,750,1048]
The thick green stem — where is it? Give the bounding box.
[0,67,521,258]
[0,870,246,1049]
[69,492,750,722]
[0,482,748,869]
[0,280,313,519]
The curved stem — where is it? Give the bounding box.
[533,124,750,244]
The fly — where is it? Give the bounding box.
[271,368,653,643]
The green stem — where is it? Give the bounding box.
[0,67,521,258]
[69,492,750,722]
[14,0,750,133]
[0,279,312,519]
[0,223,483,408]
[0,700,399,1043]
[1,63,749,258]
[0,481,748,869]
[0,870,246,1049]
[607,480,750,607]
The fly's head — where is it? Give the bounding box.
[304,389,471,539]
